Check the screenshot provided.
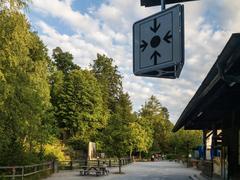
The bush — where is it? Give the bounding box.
[67,137,88,151]
[43,138,67,161]
[166,154,178,160]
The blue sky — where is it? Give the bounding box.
[27,0,239,123]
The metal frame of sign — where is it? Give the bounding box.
[141,0,198,7]
[133,4,184,78]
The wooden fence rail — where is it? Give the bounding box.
[0,161,54,180]
[0,158,132,179]
[58,158,132,170]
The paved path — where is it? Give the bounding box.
[44,161,204,180]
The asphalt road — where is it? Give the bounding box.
[44,161,203,180]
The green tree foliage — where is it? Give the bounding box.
[51,50,109,148]
[0,9,51,165]
[103,116,130,157]
[0,0,203,165]
[91,54,122,113]
[54,70,108,141]
[114,92,133,122]
[128,121,153,157]
[102,92,133,173]
[123,95,203,160]
[102,93,132,156]
[139,95,202,157]
[152,109,173,153]
[139,95,172,154]
[0,0,29,11]
[140,95,162,119]
[52,47,79,74]
[170,130,202,156]
[103,117,129,173]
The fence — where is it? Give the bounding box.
[58,158,132,170]
[0,158,132,179]
[0,161,54,180]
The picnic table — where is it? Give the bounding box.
[79,165,109,176]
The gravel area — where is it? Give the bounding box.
[44,161,205,180]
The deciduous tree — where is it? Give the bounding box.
[0,9,51,165]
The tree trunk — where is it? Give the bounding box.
[118,158,122,173]
[139,151,142,159]
[129,148,132,159]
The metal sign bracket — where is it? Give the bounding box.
[161,0,166,11]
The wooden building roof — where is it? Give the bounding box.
[173,34,240,132]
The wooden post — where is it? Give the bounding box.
[35,165,37,174]
[12,167,15,180]
[228,111,240,179]
[53,160,58,173]
[118,159,122,173]
[109,160,111,167]
[203,130,207,160]
[22,167,24,180]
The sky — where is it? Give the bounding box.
[27,0,240,124]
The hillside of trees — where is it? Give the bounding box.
[0,0,202,166]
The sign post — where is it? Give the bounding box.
[161,0,166,10]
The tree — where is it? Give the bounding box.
[170,130,202,157]
[91,54,122,113]
[0,9,52,165]
[128,121,153,158]
[102,92,133,173]
[140,95,162,119]
[151,108,173,153]
[52,47,79,74]
[0,0,29,11]
[91,55,135,170]
[103,118,130,173]
[50,48,77,140]
[52,69,109,144]
[139,95,173,155]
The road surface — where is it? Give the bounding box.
[44,161,203,180]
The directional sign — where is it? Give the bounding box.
[133,4,184,78]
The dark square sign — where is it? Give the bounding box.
[133,4,184,78]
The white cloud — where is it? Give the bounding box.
[37,21,106,68]
[30,0,239,123]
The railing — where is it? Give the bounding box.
[0,161,54,180]
[58,158,132,170]
[0,159,132,178]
